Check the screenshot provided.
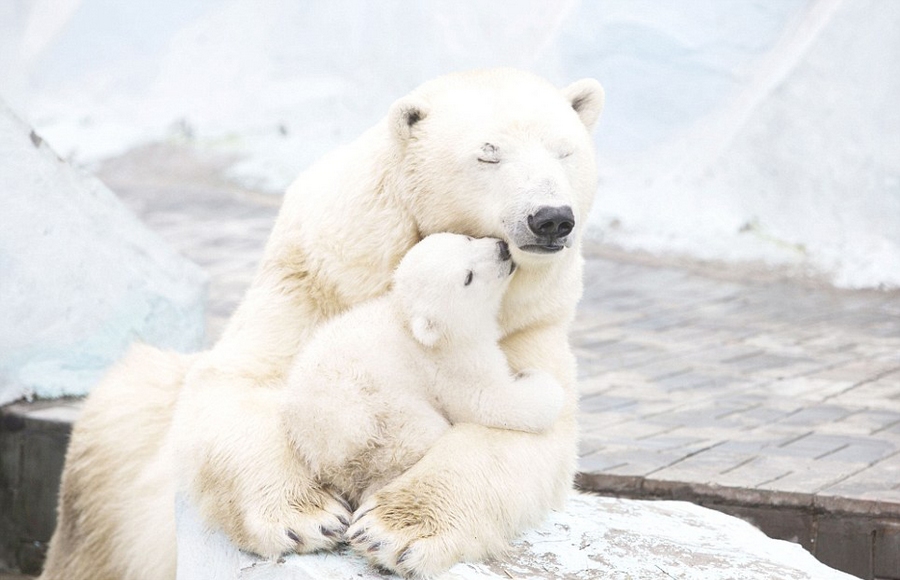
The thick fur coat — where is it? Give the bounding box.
[40,68,604,580]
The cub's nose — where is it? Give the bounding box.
[497,240,511,261]
[527,206,575,239]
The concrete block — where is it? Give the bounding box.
[0,401,75,574]
[874,523,900,580]
[717,504,816,553]
[815,516,874,580]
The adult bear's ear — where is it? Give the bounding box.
[562,78,605,130]
[389,96,427,141]
[410,315,441,348]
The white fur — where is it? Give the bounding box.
[284,233,564,507]
[40,69,604,580]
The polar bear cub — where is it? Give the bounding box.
[283,233,564,504]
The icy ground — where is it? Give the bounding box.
[1,0,898,290]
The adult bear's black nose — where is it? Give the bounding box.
[527,206,575,239]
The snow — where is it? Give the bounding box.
[175,491,857,579]
[1,0,897,289]
[0,101,207,405]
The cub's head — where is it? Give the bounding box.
[388,68,604,267]
[392,232,515,347]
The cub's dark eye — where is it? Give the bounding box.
[464,270,474,286]
[478,143,500,164]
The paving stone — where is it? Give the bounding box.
[829,380,900,412]
[576,370,649,397]
[702,455,809,489]
[776,465,883,498]
[808,360,900,384]
[577,451,629,473]
[820,439,897,464]
[771,432,858,459]
[578,393,637,413]
[647,448,758,483]
[577,437,605,457]
[818,453,900,498]
[577,410,633,433]
[590,420,680,442]
[734,403,807,428]
[821,409,900,436]
[775,405,858,427]
[716,438,779,454]
[581,446,690,477]
[763,376,858,402]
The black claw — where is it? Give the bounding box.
[320,525,338,538]
[286,530,302,545]
[352,507,372,524]
[337,514,350,528]
[396,546,412,566]
[367,541,382,553]
[350,528,366,542]
[335,495,353,513]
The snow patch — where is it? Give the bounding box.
[0,101,207,405]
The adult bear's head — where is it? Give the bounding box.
[387,69,604,266]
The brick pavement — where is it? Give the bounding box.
[572,256,900,508]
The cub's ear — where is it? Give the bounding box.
[410,315,441,348]
[388,96,427,142]
[562,78,605,130]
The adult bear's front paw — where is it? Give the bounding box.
[346,488,466,578]
[233,485,352,558]
[280,488,353,555]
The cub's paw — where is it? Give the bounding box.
[513,368,565,429]
[242,488,352,558]
[346,494,459,578]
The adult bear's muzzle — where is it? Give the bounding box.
[521,205,575,253]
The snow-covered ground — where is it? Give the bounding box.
[2,0,898,288]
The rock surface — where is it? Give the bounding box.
[177,492,857,579]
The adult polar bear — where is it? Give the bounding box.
[40,69,604,580]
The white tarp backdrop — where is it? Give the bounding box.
[2,0,898,290]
